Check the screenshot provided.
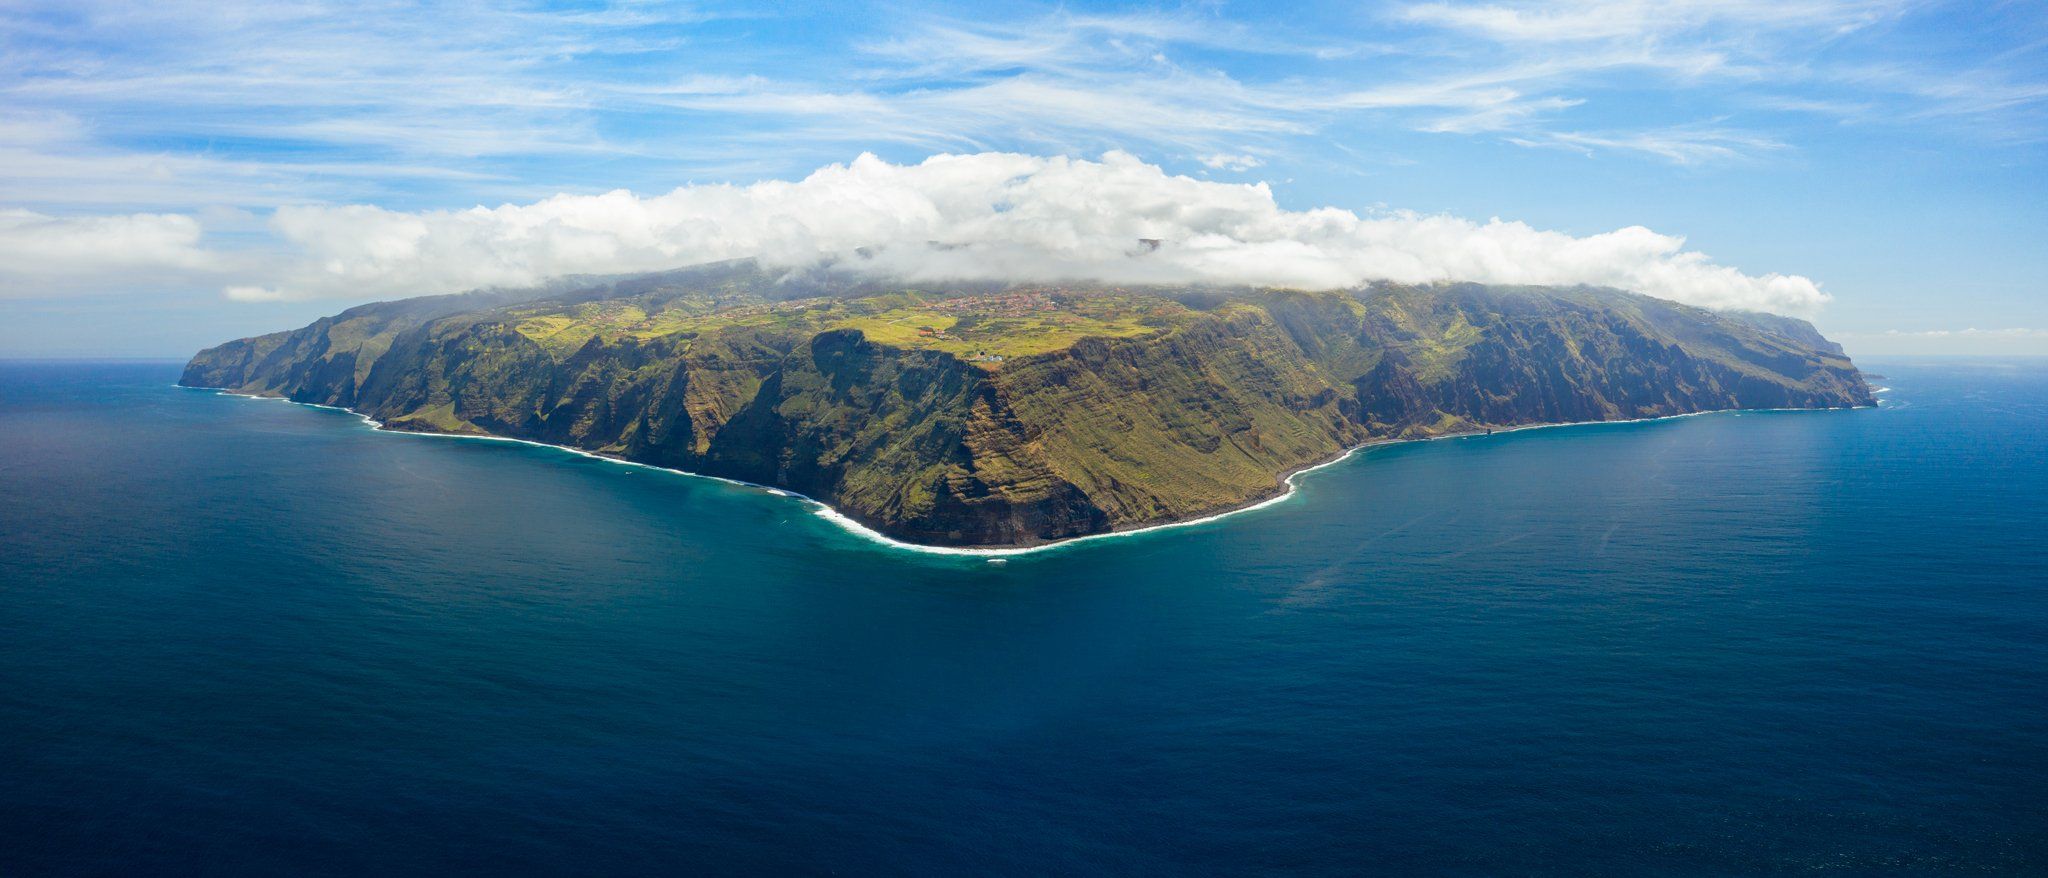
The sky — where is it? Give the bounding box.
[0,0,2043,357]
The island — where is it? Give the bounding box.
[183,260,1874,547]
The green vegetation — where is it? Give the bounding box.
[182,264,1874,547]
[380,401,480,434]
[509,288,1194,364]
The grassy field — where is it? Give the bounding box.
[511,290,1197,365]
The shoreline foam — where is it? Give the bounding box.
[178,383,1873,558]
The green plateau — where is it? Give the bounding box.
[182,260,1875,547]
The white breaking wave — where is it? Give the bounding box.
[190,385,1851,558]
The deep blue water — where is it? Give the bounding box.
[2,359,2045,876]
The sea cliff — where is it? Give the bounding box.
[185,265,1873,547]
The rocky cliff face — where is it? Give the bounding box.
[183,272,1872,547]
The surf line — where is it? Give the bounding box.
[181,385,1867,559]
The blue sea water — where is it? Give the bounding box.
[2,359,2045,876]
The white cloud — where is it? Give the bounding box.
[0,109,506,210]
[238,152,1827,315]
[857,10,1378,77]
[0,208,218,297]
[1868,327,2042,338]
[1508,126,1788,163]
[1834,327,2048,356]
[1398,0,1905,44]
[8,0,2029,222]
[223,285,293,302]
[1198,153,1264,171]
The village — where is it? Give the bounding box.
[704,295,835,320]
[926,290,1057,316]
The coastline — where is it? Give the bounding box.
[178,383,1883,559]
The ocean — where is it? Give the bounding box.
[2,359,2044,875]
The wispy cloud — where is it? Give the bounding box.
[1199,152,1265,171]
[0,109,510,209]
[1855,327,2045,338]
[1397,0,1907,44]
[1834,326,2048,355]
[4,0,2043,220]
[855,9,1386,77]
[1509,126,1788,163]
[0,0,739,206]
[1388,0,2048,156]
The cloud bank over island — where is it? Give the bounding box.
[7,152,1830,315]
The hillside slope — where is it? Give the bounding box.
[184,268,1873,547]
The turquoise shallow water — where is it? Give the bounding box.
[2,359,2045,875]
